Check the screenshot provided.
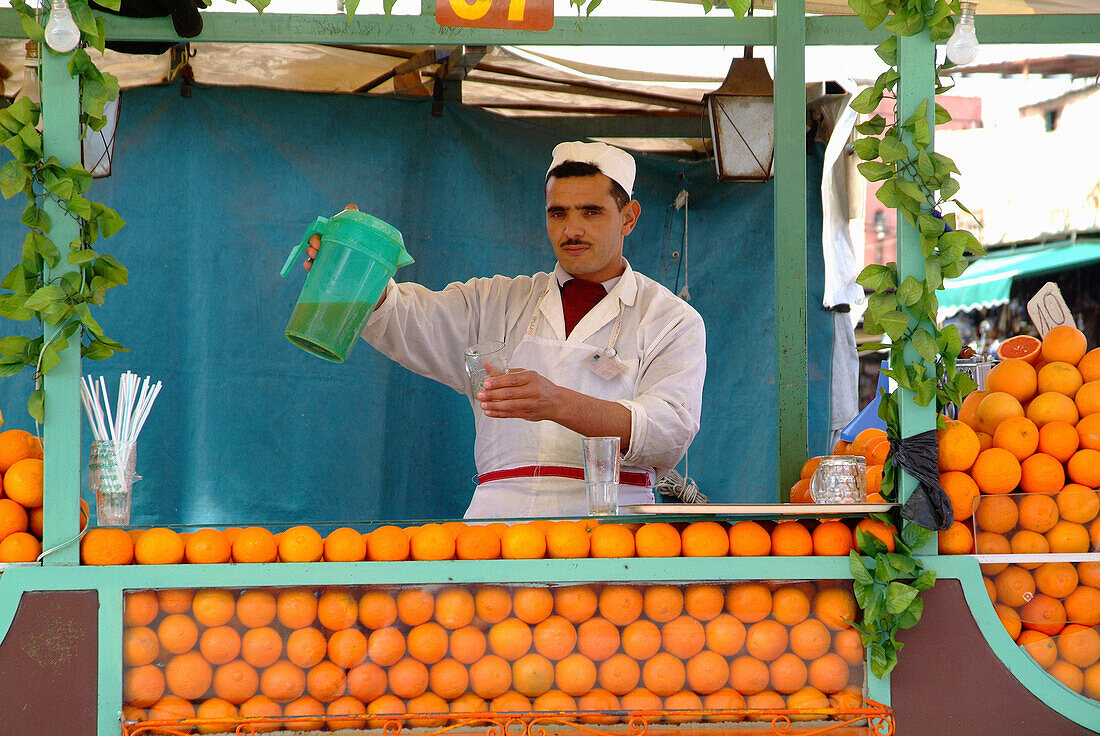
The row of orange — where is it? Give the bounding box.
[0,428,53,563]
[81,518,900,566]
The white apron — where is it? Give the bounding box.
[465,285,655,519]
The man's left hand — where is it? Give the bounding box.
[478,370,561,422]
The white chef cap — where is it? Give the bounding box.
[547,141,636,198]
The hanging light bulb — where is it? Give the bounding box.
[44,0,81,54]
[946,0,979,66]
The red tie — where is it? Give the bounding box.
[560,279,607,337]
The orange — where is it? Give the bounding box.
[469,654,512,699]
[1010,530,1050,565]
[771,586,811,626]
[1038,361,1084,397]
[490,691,533,714]
[192,589,236,627]
[533,615,577,660]
[80,527,134,565]
[236,590,277,628]
[501,523,546,560]
[124,591,159,627]
[986,359,1038,403]
[589,523,635,558]
[1079,413,1100,451]
[635,522,681,557]
[970,448,1022,495]
[728,655,769,696]
[992,416,1039,461]
[275,589,318,630]
[958,390,989,429]
[975,392,1025,435]
[994,565,1036,607]
[475,586,513,624]
[664,690,705,723]
[938,420,982,470]
[1018,630,1058,668]
[195,698,239,735]
[801,456,823,480]
[974,495,1019,534]
[681,521,729,557]
[1042,325,1088,365]
[428,587,473,630]
[940,471,980,521]
[147,695,196,725]
[1020,453,1065,494]
[2,458,41,507]
[855,518,897,552]
[788,685,830,721]
[813,587,859,631]
[642,585,684,623]
[768,652,808,694]
[26,506,43,538]
[789,618,831,660]
[811,520,854,556]
[728,521,772,556]
[865,437,891,467]
[1080,561,1100,588]
[662,615,706,659]
[1057,486,1099,524]
[319,527,366,562]
[425,657,468,699]
[0,430,42,473]
[1019,593,1067,636]
[242,627,284,668]
[406,622,448,665]
[307,660,350,703]
[1057,624,1100,669]
[745,619,788,661]
[232,527,278,563]
[450,625,488,664]
[789,478,814,503]
[1018,494,1060,534]
[544,520,590,559]
[976,533,1011,574]
[512,652,554,697]
[1068,449,1100,486]
[166,651,214,700]
[748,689,786,722]
[1086,663,1100,700]
[366,525,410,561]
[356,590,397,630]
[396,587,435,626]
[455,525,501,560]
[832,628,865,667]
[1049,660,1085,693]
[1076,381,1100,417]
[851,428,887,457]
[184,528,231,564]
[513,587,554,625]
[684,584,725,622]
[977,431,994,450]
[553,585,598,624]
[1027,391,1079,427]
[866,465,884,495]
[347,661,387,703]
[702,688,747,723]
[998,334,1043,365]
[488,618,533,660]
[704,613,746,656]
[771,521,813,556]
[620,687,660,715]
[317,588,359,630]
[213,660,260,705]
[641,652,686,696]
[134,528,185,565]
[328,628,370,669]
[1046,520,1091,553]
[238,694,281,732]
[619,619,660,660]
[366,627,406,667]
[124,664,166,708]
[326,695,368,731]
[157,588,194,614]
[407,524,453,561]
[726,582,772,623]
[365,694,405,729]
[124,626,161,667]
[1080,348,1100,381]
[576,617,620,661]
[577,689,620,724]
[157,613,199,654]
[533,689,577,714]
[276,526,322,563]
[200,625,242,665]
[938,521,974,554]
[1065,586,1100,626]
[598,585,643,627]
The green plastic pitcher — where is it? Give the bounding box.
[280,209,413,363]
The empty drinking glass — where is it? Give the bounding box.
[810,455,867,504]
[464,341,508,399]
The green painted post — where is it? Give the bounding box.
[774,0,807,500]
[98,585,124,735]
[40,47,83,566]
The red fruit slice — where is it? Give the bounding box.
[998,335,1042,365]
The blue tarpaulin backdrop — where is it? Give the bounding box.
[0,85,833,525]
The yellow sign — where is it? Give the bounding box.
[436,0,553,31]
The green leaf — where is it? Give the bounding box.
[0,159,28,199]
[24,284,67,312]
[912,115,932,150]
[940,229,980,259]
[865,590,886,629]
[853,137,880,161]
[880,310,910,341]
[5,97,38,128]
[29,232,60,269]
[75,303,102,335]
[849,0,890,29]
[66,164,93,194]
[68,247,99,265]
[0,294,34,321]
[876,69,901,93]
[856,528,889,556]
[21,202,50,231]
[896,276,923,307]
[940,176,960,201]
[886,582,919,614]
[854,580,873,608]
[82,340,114,360]
[930,152,959,175]
[924,257,943,292]
[66,193,93,220]
[878,135,910,164]
[851,87,885,116]
[18,11,45,43]
[885,8,925,35]
[0,336,30,359]
[896,178,927,204]
[850,551,875,586]
[27,387,44,423]
[901,523,935,550]
[92,254,128,286]
[857,263,898,292]
[916,151,935,179]
[874,555,896,583]
[856,115,887,136]
[915,377,938,406]
[912,569,938,591]
[18,124,41,155]
[934,102,952,125]
[0,357,27,378]
[874,35,898,66]
[876,179,899,208]
[70,1,99,37]
[91,203,126,237]
[954,370,978,398]
[39,340,61,374]
[897,595,924,628]
[867,291,899,320]
[886,553,917,574]
[942,258,967,279]
[940,323,962,357]
[858,161,894,182]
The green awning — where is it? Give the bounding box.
[938,238,1100,318]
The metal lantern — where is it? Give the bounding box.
[704,55,775,182]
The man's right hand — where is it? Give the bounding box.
[303,203,359,271]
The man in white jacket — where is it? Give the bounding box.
[305,142,706,518]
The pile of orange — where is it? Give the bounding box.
[121,580,867,730]
[791,427,890,504]
[0,427,83,564]
[81,518,898,567]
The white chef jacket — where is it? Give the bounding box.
[360,259,706,518]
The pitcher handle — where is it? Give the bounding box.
[280,216,330,278]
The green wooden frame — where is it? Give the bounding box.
[0,4,1098,734]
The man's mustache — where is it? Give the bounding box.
[561,240,589,247]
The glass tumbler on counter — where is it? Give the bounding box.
[89,440,138,526]
[810,455,867,503]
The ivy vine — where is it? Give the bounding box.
[845,0,985,678]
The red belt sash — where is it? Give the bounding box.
[477,464,651,487]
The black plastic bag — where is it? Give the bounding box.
[887,429,954,531]
[90,0,206,55]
